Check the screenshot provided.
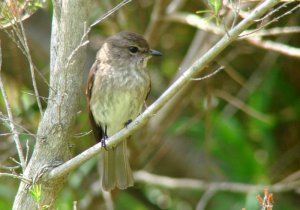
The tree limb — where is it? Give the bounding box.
[166,10,300,58]
[134,170,300,193]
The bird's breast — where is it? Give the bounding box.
[90,67,150,135]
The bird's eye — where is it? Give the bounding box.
[128,46,139,54]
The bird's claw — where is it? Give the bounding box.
[100,135,108,150]
[124,119,132,128]
[100,124,108,150]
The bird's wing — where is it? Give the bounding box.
[86,61,103,142]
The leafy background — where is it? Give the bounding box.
[0,0,300,209]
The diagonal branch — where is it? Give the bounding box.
[166,5,300,59]
[247,37,300,58]
[214,89,274,124]
[48,0,281,180]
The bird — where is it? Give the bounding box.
[86,31,161,191]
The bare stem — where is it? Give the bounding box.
[196,187,217,210]
[8,0,44,115]
[166,4,300,59]
[0,42,26,171]
[247,37,300,59]
[20,27,44,116]
[134,171,300,193]
[0,172,31,184]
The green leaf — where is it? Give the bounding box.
[30,184,42,203]
[208,0,223,15]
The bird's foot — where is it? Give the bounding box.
[100,135,108,150]
[124,119,132,128]
[101,124,108,150]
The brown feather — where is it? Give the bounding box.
[86,61,103,142]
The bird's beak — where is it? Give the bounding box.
[149,49,162,56]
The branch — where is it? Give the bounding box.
[196,188,217,210]
[247,37,300,59]
[240,26,300,37]
[0,172,31,184]
[0,42,26,171]
[133,171,300,193]
[48,0,281,180]
[214,89,274,124]
[1,1,44,115]
[18,19,44,116]
[166,13,224,35]
[166,11,300,58]
[90,0,132,28]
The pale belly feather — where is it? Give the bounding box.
[90,67,149,136]
[91,91,142,136]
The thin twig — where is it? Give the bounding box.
[0,7,52,94]
[166,13,224,35]
[91,0,132,28]
[0,172,31,184]
[0,113,37,137]
[214,89,274,124]
[166,0,187,14]
[9,157,22,166]
[19,26,44,116]
[25,140,30,166]
[191,66,224,81]
[240,2,300,38]
[240,26,300,38]
[7,0,44,115]
[247,37,300,59]
[21,91,52,103]
[65,0,132,69]
[196,187,217,210]
[255,2,290,22]
[279,169,300,183]
[220,60,248,88]
[167,12,300,58]
[0,42,26,171]
[73,130,93,138]
[230,0,241,30]
[0,164,20,170]
[0,132,36,137]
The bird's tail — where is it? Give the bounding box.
[100,139,134,191]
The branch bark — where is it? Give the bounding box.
[134,170,300,192]
[12,0,89,209]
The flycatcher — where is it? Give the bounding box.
[86,31,161,191]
